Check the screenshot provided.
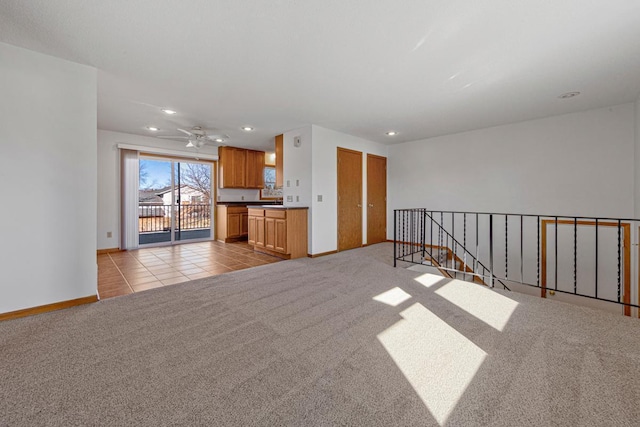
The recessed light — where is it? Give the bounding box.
[559,92,580,99]
[147,126,159,131]
[161,109,177,115]
[386,131,398,136]
[242,126,254,131]
[214,138,224,143]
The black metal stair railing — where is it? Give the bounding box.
[394,208,640,316]
[393,209,509,290]
[424,212,511,290]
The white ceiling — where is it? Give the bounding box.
[1,0,639,150]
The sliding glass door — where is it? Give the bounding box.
[138,157,213,246]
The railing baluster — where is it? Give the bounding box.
[452,212,456,275]
[446,232,450,270]
[520,215,524,283]
[440,212,444,265]
[618,219,621,303]
[410,209,414,263]
[595,218,598,299]
[489,214,494,288]
[403,210,406,258]
[463,213,467,281]
[430,211,433,261]
[475,213,479,275]
[393,210,397,267]
[537,216,540,287]
[574,217,577,294]
[555,216,558,291]
[421,210,426,259]
[505,215,509,280]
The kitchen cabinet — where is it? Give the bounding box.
[265,217,276,250]
[248,215,256,245]
[241,212,249,235]
[218,147,246,188]
[275,134,283,188]
[245,149,265,189]
[218,146,264,189]
[216,205,249,242]
[255,216,265,247]
[247,207,307,259]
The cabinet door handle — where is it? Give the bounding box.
[357,204,362,208]
[368,204,374,207]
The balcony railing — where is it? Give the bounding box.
[139,204,211,233]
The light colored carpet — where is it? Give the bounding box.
[1,243,639,426]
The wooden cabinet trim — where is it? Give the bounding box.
[265,210,286,219]
[248,208,265,217]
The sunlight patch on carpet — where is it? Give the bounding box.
[413,273,446,288]
[435,280,518,331]
[378,303,486,425]
[373,287,412,306]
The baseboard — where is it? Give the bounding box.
[253,247,291,260]
[0,295,99,322]
[308,250,338,258]
[97,248,122,255]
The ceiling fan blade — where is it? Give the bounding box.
[177,128,194,136]
[157,135,189,139]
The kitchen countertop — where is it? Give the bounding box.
[253,205,309,210]
[217,201,282,206]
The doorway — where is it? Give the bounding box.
[367,154,387,245]
[138,156,213,246]
[337,148,363,251]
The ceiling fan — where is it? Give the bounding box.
[157,127,228,148]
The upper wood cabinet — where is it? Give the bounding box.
[218,146,264,189]
[245,150,265,189]
[275,134,283,188]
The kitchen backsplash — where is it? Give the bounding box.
[217,188,262,202]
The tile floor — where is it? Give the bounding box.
[97,241,282,299]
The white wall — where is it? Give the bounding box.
[217,188,261,202]
[310,125,388,255]
[0,42,97,313]
[282,126,314,252]
[389,103,636,224]
[97,129,219,249]
[283,126,314,208]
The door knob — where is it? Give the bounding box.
[368,204,374,207]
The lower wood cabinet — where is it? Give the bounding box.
[254,216,265,247]
[216,205,249,243]
[248,215,256,245]
[247,207,308,259]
